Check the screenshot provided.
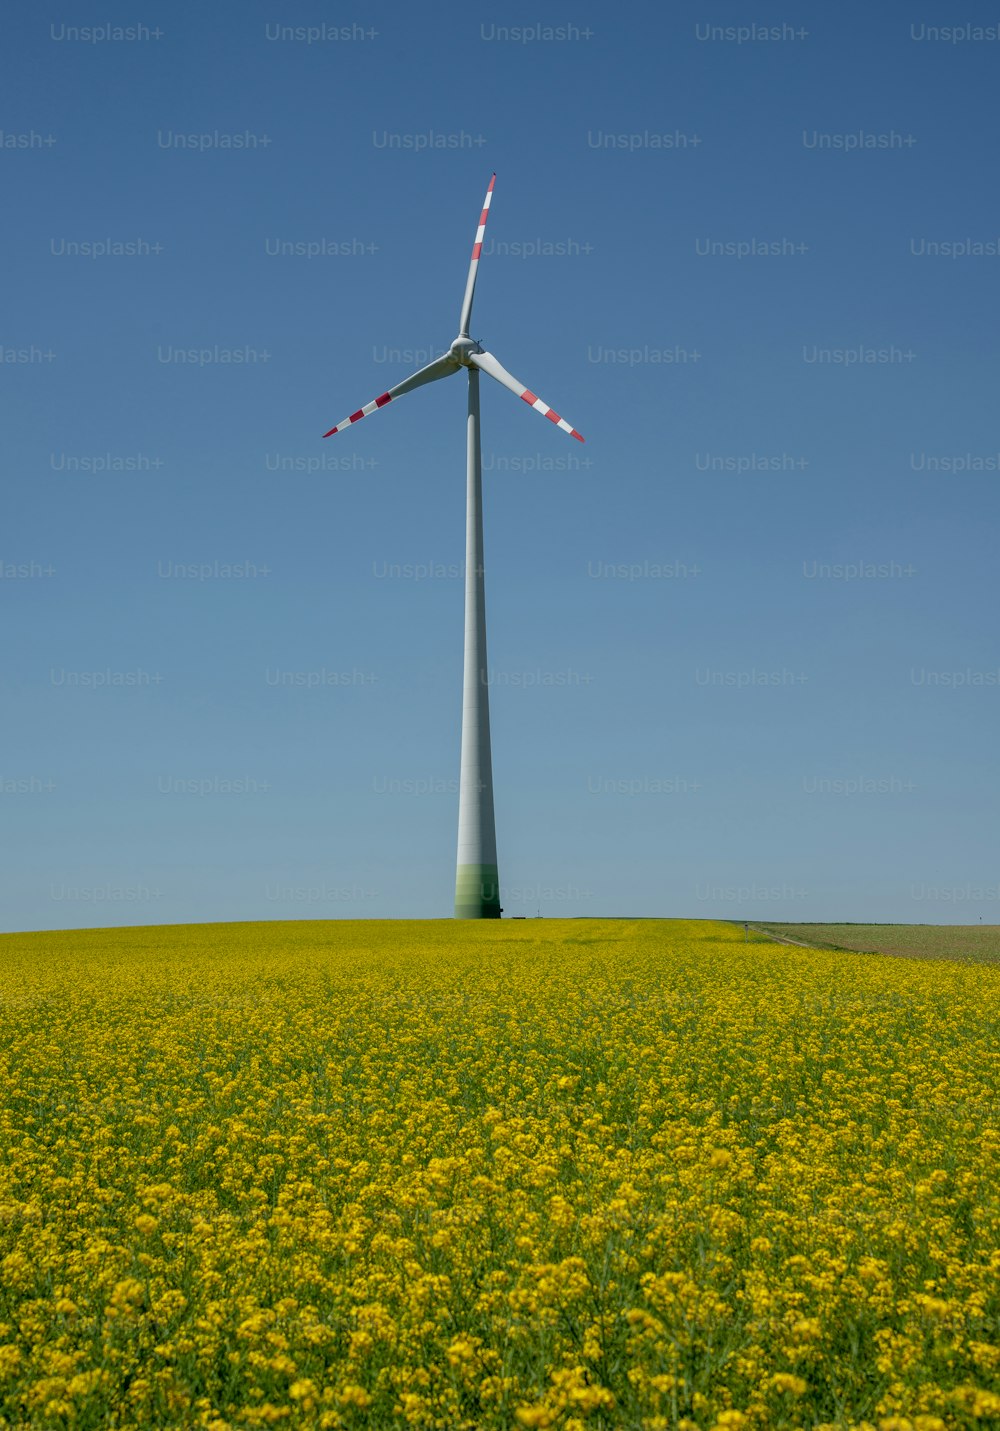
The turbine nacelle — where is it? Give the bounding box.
[449,336,483,367]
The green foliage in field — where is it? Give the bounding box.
[753,924,1000,965]
[0,918,998,1430]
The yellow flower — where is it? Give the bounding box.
[771,1373,808,1395]
[0,1345,22,1377]
[446,1335,478,1367]
[514,1409,557,1429]
[336,1384,371,1409]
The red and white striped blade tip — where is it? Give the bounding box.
[470,174,497,261]
[322,391,393,437]
[519,387,585,442]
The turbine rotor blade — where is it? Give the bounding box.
[322,352,460,437]
[469,349,585,443]
[458,173,496,336]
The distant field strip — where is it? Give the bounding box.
[753,923,1000,965]
[0,918,998,1428]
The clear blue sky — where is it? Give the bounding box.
[4,0,998,930]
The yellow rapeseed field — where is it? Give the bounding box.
[0,917,998,1431]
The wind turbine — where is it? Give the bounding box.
[322,175,584,919]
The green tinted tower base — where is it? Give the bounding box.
[455,863,502,920]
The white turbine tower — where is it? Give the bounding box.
[321,175,584,918]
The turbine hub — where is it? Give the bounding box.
[449,336,481,366]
